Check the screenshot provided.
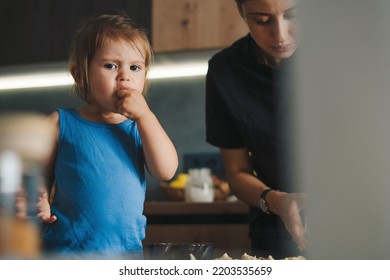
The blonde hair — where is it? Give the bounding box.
[68,13,153,102]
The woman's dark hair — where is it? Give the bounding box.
[235,0,246,14]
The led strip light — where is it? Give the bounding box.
[0,61,209,92]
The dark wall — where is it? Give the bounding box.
[0,0,151,66]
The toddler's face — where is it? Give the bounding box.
[87,38,147,112]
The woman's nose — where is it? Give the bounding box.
[273,19,288,44]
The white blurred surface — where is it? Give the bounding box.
[290,0,390,259]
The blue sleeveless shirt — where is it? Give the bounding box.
[42,108,146,258]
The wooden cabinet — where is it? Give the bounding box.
[152,0,248,52]
[143,201,251,259]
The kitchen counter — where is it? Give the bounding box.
[144,200,250,224]
[144,200,249,217]
[143,200,251,259]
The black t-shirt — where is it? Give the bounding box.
[205,34,292,240]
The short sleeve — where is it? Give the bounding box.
[205,60,244,149]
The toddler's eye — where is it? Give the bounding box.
[104,63,118,70]
[130,65,141,72]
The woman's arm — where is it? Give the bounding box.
[220,148,269,206]
[220,147,307,251]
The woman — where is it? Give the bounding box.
[205,0,307,259]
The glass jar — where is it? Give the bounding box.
[184,168,214,202]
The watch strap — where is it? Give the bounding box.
[260,188,274,199]
[259,188,274,214]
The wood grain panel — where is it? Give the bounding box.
[152,0,248,52]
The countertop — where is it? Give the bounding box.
[143,200,250,225]
[144,200,249,215]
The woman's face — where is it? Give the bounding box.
[239,0,298,63]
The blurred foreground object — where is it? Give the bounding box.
[0,113,55,259]
[290,1,390,259]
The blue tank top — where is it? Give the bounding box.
[42,108,146,259]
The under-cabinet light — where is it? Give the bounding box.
[0,62,209,92]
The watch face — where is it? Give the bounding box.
[259,199,268,213]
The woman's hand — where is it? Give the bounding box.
[220,148,309,252]
[36,192,57,223]
[268,191,308,251]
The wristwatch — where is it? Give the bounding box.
[258,188,274,214]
